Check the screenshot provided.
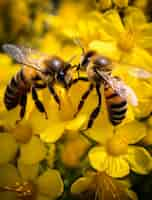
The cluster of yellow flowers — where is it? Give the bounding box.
[0,0,52,45]
[0,0,152,200]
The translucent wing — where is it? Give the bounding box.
[112,78,138,106]
[128,67,152,78]
[2,44,46,72]
[112,61,152,79]
[96,69,138,106]
[3,44,29,64]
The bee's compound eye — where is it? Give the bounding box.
[52,59,62,69]
[45,57,64,72]
[94,56,111,67]
[57,71,65,82]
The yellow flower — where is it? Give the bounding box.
[89,120,152,177]
[68,81,114,144]
[0,132,63,200]
[90,8,152,69]
[19,135,47,165]
[28,86,87,143]
[96,0,129,11]
[11,121,33,144]
[60,133,90,168]
[0,164,64,200]
[141,124,152,146]
[113,0,129,8]
[96,0,112,11]
[147,115,152,127]
[0,133,18,165]
[133,0,149,13]
[133,99,152,119]
[71,172,138,200]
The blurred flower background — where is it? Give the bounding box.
[0,0,152,200]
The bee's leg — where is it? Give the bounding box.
[68,77,88,89]
[32,87,48,119]
[16,94,27,124]
[74,83,94,117]
[48,85,61,110]
[86,84,101,130]
[34,83,47,89]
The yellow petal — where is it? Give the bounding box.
[11,121,33,143]
[71,176,93,194]
[37,169,64,199]
[54,85,74,121]
[125,146,152,174]
[123,7,146,29]
[103,10,125,34]
[20,136,47,165]
[40,122,65,143]
[88,147,107,171]
[0,164,20,187]
[133,99,152,119]
[88,146,130,178]
[61,134,90,168]
[141,127,152,146]
[0,107,21,128]
[84,91,114,144]
[37,195,50,200]
[0,192,17,200]
[115,121,146,144]
[17,159,39,181]
[126,189,138,200]
[65,114,88,132]
[105,156,130,178]
[89,40,121,60]
[133,0,149,11]
[137,23,152,49]
[147,116,152,127]
[113,0,129,8]
[0,133,18,165]
[46,144,56,168]
[28,89,62,134]
[96,0,112,10]
[121,47,152,71]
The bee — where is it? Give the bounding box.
[2,44,73,123]
[70,45,152,130]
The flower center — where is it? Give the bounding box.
[117,30,135,52]
[106,136,128,156]
[12,123,33,143]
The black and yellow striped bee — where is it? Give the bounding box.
[2,44,73,123]
[70,47,152,130]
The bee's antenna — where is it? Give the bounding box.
[67,54,77,63]
[73,38,85,55]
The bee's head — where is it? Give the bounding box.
[44,56,65,74]
[93,55,111,69]
[80,50,96,69]
[56,63,73,88]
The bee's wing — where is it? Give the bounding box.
[96,69,138,106]
[113,61,152,79]
[2,44,45,72]
[128,67,152,78]
[112,77,138,106]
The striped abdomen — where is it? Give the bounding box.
[104,83,127,125]
[4,70,29,110]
